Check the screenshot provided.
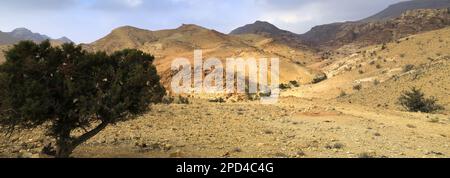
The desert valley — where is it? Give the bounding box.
[0,0,450,158]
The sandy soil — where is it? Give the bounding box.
[1,97,448,158]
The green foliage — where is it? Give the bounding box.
[0,40,165,157]
[403,64,415,72]
[289,80,300,87]
[339,91,347,97]
[381,43,387,50]
[398,87,443,113]
[279,83,291,90]
[353,83,362,91]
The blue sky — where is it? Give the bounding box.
[0,0,405,43]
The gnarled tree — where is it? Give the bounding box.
[0,41,165,157]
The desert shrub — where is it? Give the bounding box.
[312,73,327,84]
[161,95,175,104]
[429,117,440,123]
[209,97,226,103]
[381,43,387,50]
[376,64,382,69]
[358,70,364,74]
[339,91,347,97]
[353,84,362,91]
[174,95,190,104]
[0,41,165,157]
[373,79,380,86]
[289,80,300,87]
[398,87,443,113]
[403,64,415,72]
[162,95,190,104]
[399,53,406,58]
[358,152,375,158]
[279,83,291,90]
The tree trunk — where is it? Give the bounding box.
[54,121,109,158]
[55,130,75,158]
[55,142,75,158]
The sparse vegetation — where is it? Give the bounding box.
[403,64,415,72]
[312,73,327,84]
[373,79,380,86]
[398,87,443,113]
[209,97,226,103]
[429,117,440,123]
[263,129,273,134]
[326,143,345,149]
[279,83,291,90]
[289,80,300,87]
[339,91,347,97]
[353,84,362,91]
[174,95,190,104]
[358,152,375,158]
[381,43,387,50]
[161,95,189,104]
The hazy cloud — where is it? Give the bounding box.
[0,0,77,10]
[0,0,406,43]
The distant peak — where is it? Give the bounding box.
[57,36,73,43]
[113,25,144,31]
[229,20,282,35]
[254,20,271,24]
[109,26,151,36]
[177,24,208,30]
[11,27,33,34]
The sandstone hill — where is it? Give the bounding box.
[86,24,322,92]
[283,26,450,114]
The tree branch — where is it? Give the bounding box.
[72,121,109,147]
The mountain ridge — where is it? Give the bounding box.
[0,27,73,45]
[85,23,323,91]
[361,0,450,22]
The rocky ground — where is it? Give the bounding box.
[1,97,449,158]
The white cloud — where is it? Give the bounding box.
[124,0,143,7]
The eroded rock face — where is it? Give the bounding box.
[229,21,309,50]
[299,8,450,49]
[362,0,450,22]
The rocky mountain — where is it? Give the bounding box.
[86,24,322,91]
[230,20,294,36]
[8,28,50,42]
[361,0,450,22]
[0,32,18,45]
[0,28,72,45]
[230,21,307,50]
[298,8,450,49]
[56,36,73,44]
[230,1,450,50]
